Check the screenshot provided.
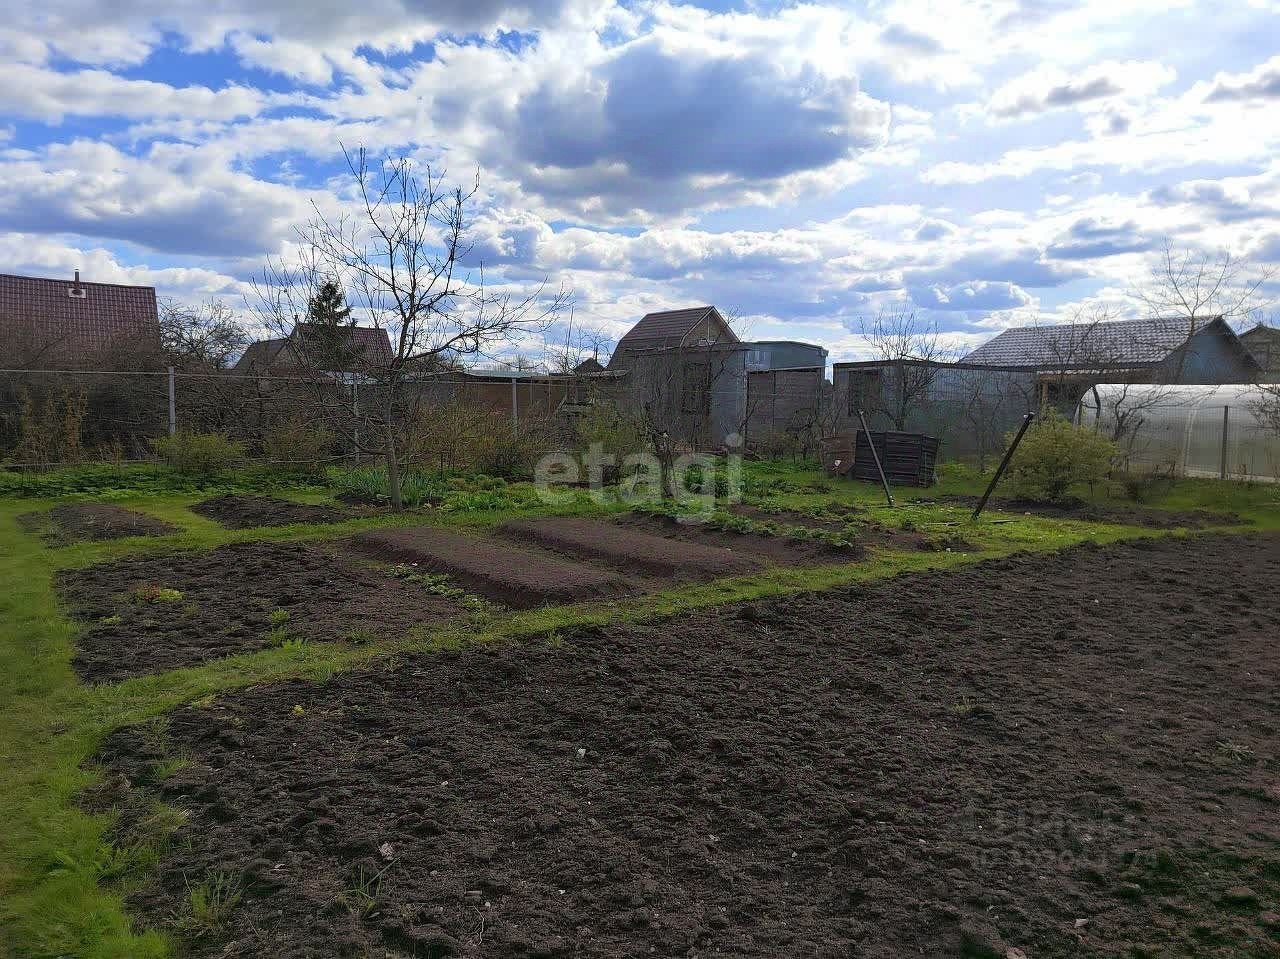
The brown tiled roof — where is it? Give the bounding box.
[0,272,159,364]
[609,306,736,368]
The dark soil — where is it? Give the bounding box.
[500,517,761,579]
[18,503,178,546]
[190,494,349,529]
[94,532,1280,956]
[620,512,866,564]
[920,493,1249,529]
[350,526,634,609]
[730,504,963,552]
[59,541,462,682]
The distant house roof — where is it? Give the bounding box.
[1240,323,1280,372]
[234,323,394,374]
[610,306,737,365]
[0,271,159,366]
[961,316,1251,369]
[573,357,605,374]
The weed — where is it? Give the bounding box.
[950,696,979,717]
[97,614,122,626]
[1215,740,1254,763]
[147,755,190,782]
[278,637,308,653]
[341,863,388,917]
[265,624,291,646]
[133,584,183,604]
[268,608,291,627]
[184,872,242,932]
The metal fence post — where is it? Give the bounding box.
[167,366,176,436]
[1220,404,1229,480]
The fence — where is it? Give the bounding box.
[832,360,1040,468]
[0,365,840,470]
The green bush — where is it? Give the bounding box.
[1007,408,1116,503]
[152,432,246,476]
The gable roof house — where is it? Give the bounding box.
[0,272,160,369]
[608,305,829,451]
[233,322,395,377]
[961,315,1261,406]
[1240,323,1280,376]
[606,306,739,369]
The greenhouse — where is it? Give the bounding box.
[1077,384,1280,483]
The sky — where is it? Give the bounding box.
[2,0,1279,362]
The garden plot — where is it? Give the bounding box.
[59,541,463,682]
[499,517,761,579]
[18,503,178,546]
[621,511,867,564]
[918,493,1249,529]
[190,494,349,529]
[94,532,1280,958]
[350,526,634,609]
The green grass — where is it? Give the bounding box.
[0,460,1274,958]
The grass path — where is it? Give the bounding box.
[1,475,1275,958]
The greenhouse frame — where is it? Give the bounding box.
[1078,384,1280,483]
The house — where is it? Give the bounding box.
[1240,323,1280,376]
[960,315,1260,405]
[0,271,160,368]
[608,306,828,450]
[234,322,394,376]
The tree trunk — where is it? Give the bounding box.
[384,426,403,511]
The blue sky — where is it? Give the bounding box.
[1,0,1278,360]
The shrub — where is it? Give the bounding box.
[1007,408,1116,503]
[1113,464,1176,503]
[261,418,335,476]
[576,404,645,483]
[152,431,246,476]
[10,387,87,467]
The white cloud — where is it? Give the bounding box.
[987,60,1176,119]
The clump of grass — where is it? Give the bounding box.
[184,872,242,933]
[950,696,979,717]
[340,864,389,917]
[133,584,183,603]
[97,613,122,626]
[1215,740,1254,764]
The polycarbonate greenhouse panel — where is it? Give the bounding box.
[1078,384,1280,483]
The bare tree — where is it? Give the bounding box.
[159,299,247,371]
[856,308,952,430]
[1136,241,1274,331]
[253,146,568,509]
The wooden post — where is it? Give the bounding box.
[1219,405,1229,480]
[972,411,1035,521]
[857,409,893,507]
[167,366,176,436]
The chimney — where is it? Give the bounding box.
[68,269,87,299]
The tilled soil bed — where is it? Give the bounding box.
[919,493,1248,529]
[620,511,866,564]
[95,532,1280,957]
[500,517,761,579]
[190,494,349,529]
[18,503,178,546]
[60,541,463,682]
[350,526,634,608]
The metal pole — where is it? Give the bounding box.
[511,376,518,433]
[167,366,176,436]
[972,411,1035,521]
[1219,404,1229,480]
[857,409,894,507]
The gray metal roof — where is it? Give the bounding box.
[961,316,1228,368]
